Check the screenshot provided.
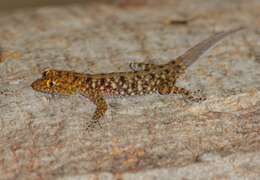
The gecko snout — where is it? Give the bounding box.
[31,79,43,91]
[31,80,38,90]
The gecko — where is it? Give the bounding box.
[31,28,242,128]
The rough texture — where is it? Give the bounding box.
[0,0,260,179]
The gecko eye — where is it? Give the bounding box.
[46,80,55,88]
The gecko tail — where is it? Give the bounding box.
[174,27,243,67]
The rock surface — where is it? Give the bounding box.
[0,0,260,179]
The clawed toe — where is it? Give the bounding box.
[85,119,102,131]
[184,89,206,103]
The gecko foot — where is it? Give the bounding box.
[85,119,102,131]
[183,89,206,103]
[129,62,157,71]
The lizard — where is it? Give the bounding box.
[31,28,242,128]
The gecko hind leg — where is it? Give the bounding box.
[158,83,206,102]
[129,62,158,71]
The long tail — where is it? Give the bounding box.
[175,27,243,67]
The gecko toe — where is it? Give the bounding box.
[184,90,206,103]
[85,118,102,131]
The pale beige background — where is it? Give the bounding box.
[0,0,112,11]
[0,0,259,179]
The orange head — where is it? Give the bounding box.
[31,69,82,95]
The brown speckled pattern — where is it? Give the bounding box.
[31,29,241,129]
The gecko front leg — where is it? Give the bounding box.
[81,90,108,129]
[158,83,206,102]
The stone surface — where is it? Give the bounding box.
[0,0,260,179]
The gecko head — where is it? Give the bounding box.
[31,69,78,95]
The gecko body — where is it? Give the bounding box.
[31,28,242,125]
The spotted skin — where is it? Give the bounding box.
[31,28,242,129]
